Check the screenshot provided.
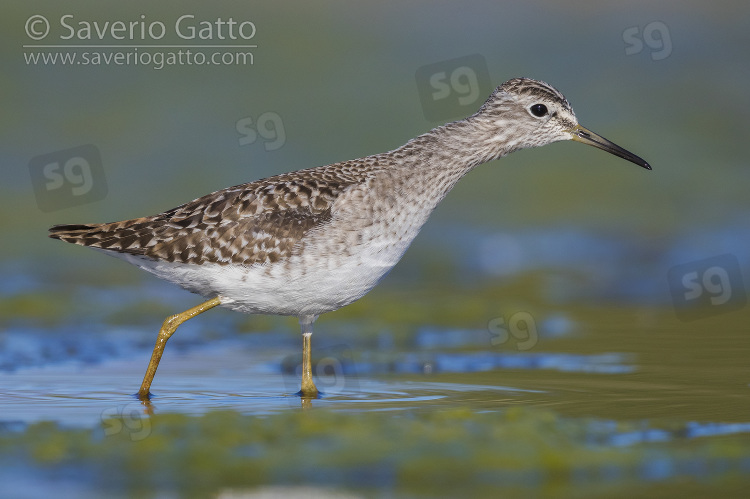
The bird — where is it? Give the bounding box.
[48,77,650,400]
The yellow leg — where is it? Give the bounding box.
[299,316,319,398]
[137,296,221,400]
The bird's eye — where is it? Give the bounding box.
[530,104,548,117]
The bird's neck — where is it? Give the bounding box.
[398,115,517,175]
[383,114,517,198]
[361,115,516,223]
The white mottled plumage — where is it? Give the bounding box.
[49,77,650,398]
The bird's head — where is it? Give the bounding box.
[476,77,650,169]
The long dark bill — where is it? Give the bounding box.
[570,124,651,170]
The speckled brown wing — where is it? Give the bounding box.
[49,165,372,266]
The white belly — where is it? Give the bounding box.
[119,230,410,317]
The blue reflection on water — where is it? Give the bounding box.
[420,221,750,304]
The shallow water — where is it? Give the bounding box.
[3,298,748,425]
[2,277,749,496]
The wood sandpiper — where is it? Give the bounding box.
[49,77,650,400]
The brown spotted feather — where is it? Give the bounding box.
[49,164,381,266]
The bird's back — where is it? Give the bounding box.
[49,160,383,267]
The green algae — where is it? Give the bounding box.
[0,292,72,327]
[3,407,750,497]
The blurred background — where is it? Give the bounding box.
[3,1,749,304]
[2,1,750,497]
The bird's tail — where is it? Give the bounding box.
[48,223,108,247]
